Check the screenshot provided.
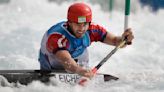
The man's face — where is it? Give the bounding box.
[68,22,89,38]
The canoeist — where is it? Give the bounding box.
[38,2,134,79]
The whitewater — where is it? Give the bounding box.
[0,0,164,92]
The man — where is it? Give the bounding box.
[38,3,134,79]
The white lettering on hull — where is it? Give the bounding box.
[56,74,81,84]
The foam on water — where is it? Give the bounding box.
[0,0,164,92]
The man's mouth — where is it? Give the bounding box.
[77,30,85,34]
[77,31,84,34]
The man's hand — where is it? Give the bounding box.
[76,68,94,79]
[122,28,134,45]
[82,69,94,79]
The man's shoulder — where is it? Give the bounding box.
[87,22,107,42]
[48,33,69,42]
[88,22,107,34]
[46,33,69,53]
[88,22,104,30]
[47,21,67,35]
[89,22,98,27]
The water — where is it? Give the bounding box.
[0,0,164,91]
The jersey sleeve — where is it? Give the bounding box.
[46,33,69,54]
[88,23,107,42]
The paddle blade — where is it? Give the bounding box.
[78,77,89,86]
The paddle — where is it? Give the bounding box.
[78,39,126,86]
[124,0,130,30]
[78,0,131,86]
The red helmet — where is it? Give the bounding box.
[67,3,92,23]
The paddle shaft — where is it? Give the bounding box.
[124,0,130,30]
[92,0,131,74]
[92,40,126,73]
[79,39,126,86]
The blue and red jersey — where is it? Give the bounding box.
[39,21,107,70]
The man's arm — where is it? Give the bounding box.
[103,28,134,47]
[103,32,122,46]
[46,33,94,78]
[55,50,94,78]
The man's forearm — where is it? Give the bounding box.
[58,58,87,76]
